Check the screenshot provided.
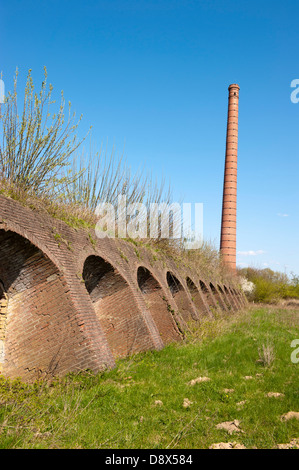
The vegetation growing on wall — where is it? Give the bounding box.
[0,68,172,227]
[0,68,229,282]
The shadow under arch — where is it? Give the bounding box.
[83,255,155,358]
[199,280,217,311]
[137,266,181,344]
[223,284,239,310]
[237,288,246,307]
[217,284,233,310]
[209,282,227,311]
[186,277,210,317]
[0,229,81,380]
[166,272,198,321]
[230,287,242,308]
[0,279,5,304]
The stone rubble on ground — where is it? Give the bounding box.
[182,398,193,408]
[277,438,299,449]
[266,392,284,398]
[209,441,246,449]
[281,411,299,421]
[236,400,246,407]
[154,400,163,407]
[188,376,211,386]
[216,419,243,435]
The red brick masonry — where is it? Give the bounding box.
[220,84,240,272]
[0,195,246,381]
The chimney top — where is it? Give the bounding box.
[228,83,240,90]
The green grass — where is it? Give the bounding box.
[0,306,299,449]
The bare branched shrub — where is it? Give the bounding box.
[0,69,173,226]
[258,342,275,367]
[0,67,86,199]
[61,141,173,226]
[0,68,234,284]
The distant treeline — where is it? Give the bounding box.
[239,267,299,303]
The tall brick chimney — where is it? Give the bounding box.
[220,84,240,273]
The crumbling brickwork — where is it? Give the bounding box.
[0,194,247,381]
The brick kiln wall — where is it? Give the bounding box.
[0,195,247,381]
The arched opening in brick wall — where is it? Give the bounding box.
[233,286,243,308]
[230,287,242,307]
[83,255,154,358]
[186,277,209,317]
[217,284,232,310]
[240,291,246,306]
[238,288,246,306]
[199,280,217,310]
[209,283,227,311]
[223,285,238,310]
[235,288,245,306]
[137,266,181,344]
[166,272,197,321]
[0,229,80,380]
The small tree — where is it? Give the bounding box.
[0,67,86,199]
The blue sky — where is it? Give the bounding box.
[1,0,299,275]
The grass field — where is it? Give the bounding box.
[0,305,298,449]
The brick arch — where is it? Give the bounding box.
[223,284,238,310]
[83,256,128,301]
[230,287,242,308]
[186,277,210,317]
[166,271,198,322]
[235,287,245,307]
[199,280,217,311]
[83,255,157,358]
[0,229,94,380]
[217,284,233,310]
[238,288,247,306]
[239,290,247,307]
[0,195,245,380]
[0,221,65,276]
[137,266,181,344]
[209,282,228,311]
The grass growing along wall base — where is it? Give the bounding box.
[0,305,298,449]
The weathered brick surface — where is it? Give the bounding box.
[137,266,181,344]
[220,84,240,272]
[166,271,199,322]
[209,282,228,312]
[0,194,246,381]
[186,277,212,318]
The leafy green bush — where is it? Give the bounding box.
[239,267,299,303]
